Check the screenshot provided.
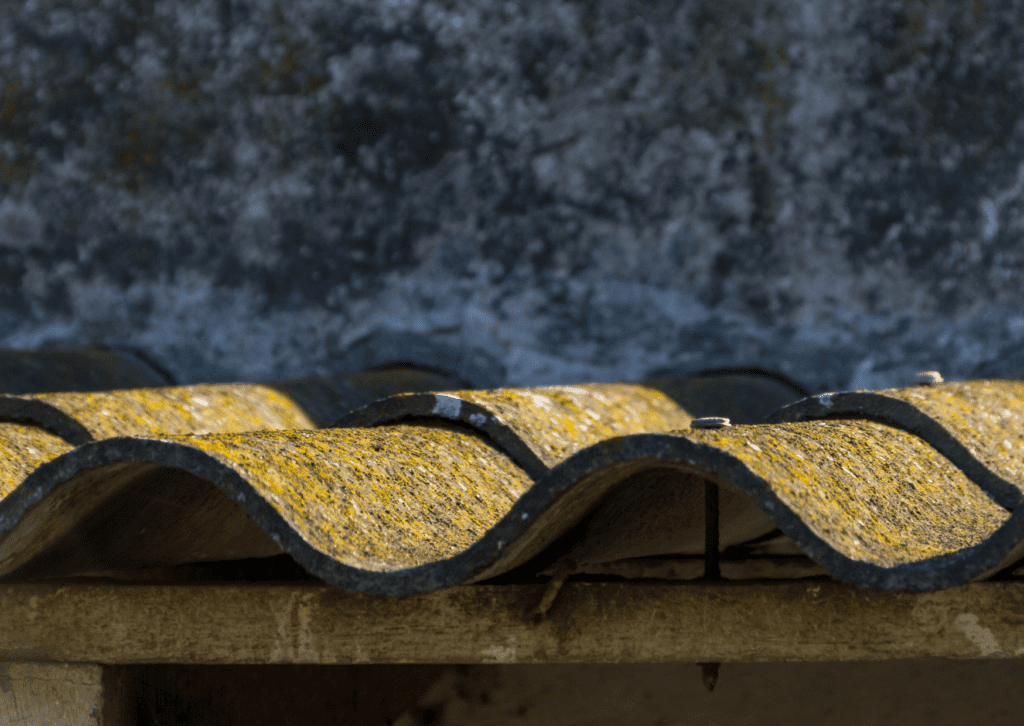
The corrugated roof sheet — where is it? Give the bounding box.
[1,347,1023,596]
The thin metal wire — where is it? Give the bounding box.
[704,480,720,580]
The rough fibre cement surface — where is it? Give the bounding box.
[1,0,1023,391]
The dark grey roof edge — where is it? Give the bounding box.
[764,391,1022,510]
[337,330,506,390]
[2,432,1021,595]
[0,397,94,445]
[645,365,812,398]
[98,345,179,386]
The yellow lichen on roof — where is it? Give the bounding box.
[883,380,1024,491]
[161,423,533,572]
[0,423,72,499]
[11,383,317,440]
[451,383,693,468]
[680,419,1010,567]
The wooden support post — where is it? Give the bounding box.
[0,662,132,725]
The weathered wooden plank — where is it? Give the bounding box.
[0,662,132,725]
[3,581,1024,664]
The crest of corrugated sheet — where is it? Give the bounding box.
[0,347,1022,596]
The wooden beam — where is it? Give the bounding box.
[3,580,1024,664]
[0,662,132,725]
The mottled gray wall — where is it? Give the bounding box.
[1,0,1023,391]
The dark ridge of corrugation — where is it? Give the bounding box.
[646,366,811,398]
[98,345,178,386]
[336,330,506,389]
[765,380,1024,509]
[0,348,169,394]
[2,403,1024,593]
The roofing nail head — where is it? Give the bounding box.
[691,417,731,429]
[913,371,944,385]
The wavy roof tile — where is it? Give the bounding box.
[767,379,1024,508]
[1,348,1023,598]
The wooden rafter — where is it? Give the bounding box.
[3,580,1024,664]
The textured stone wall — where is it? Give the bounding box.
[1,0,1023,392]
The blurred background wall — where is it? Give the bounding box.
[1,0,1022,392]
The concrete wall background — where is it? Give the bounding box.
[1,0,1023,391]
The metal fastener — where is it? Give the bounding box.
[697,662,721,692]
[691,417,731,429]
[912,371,944,385]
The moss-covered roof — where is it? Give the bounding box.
[1,347,1023,595]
